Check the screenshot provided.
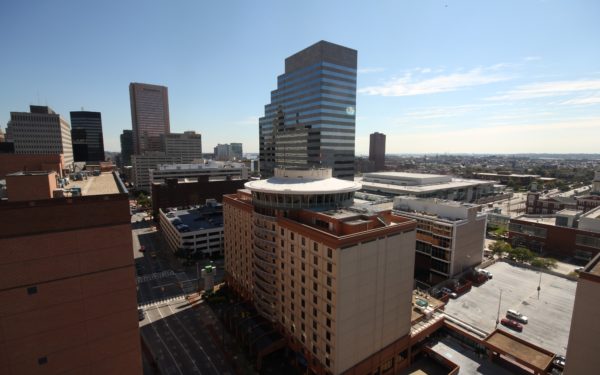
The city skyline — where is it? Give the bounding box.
[1,1,599,154]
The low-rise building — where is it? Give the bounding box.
[393,197,486,287]
[151,176,247,217]
[508,206,600,261]
[149,161,248,186]
[525,192,577,215]
[0,153,65,179]
[359,172,496,202]
[131,152,182,192]
[159,201,224,257]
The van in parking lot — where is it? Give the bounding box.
[507,309,528,324]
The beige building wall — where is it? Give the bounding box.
[564,273,600,374]
[335,231,415,373]
[451,211,486,275]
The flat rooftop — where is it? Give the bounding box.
[245,176,361,194]
[163,205,223,232]
[514,215,557,225]
[359,178,494,194]
[485,330,554,371]
[68,172,120,196]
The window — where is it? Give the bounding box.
[313,269,318,278]
[302,237,305,245]
[327,248,333,258]
[291,233,294,240]
[313,282,318,292]
[326,304,331,314]
[313,321,317,330]
[38,357,48,365]
[326,331,331,341]
[313,308,317,317]
[27,286,38,295]
[313,294,317,304]
[302,250,306,259]
[327,262,332,273]
[313,255,318,265]
[327,276,332,287]
[314,243,318,251]
[327,290,332,301]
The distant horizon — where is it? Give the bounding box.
[2,1,599,154]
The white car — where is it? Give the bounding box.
[507,309,528,324]
[479,269,493,279]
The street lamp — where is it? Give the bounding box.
[495,289,503,328]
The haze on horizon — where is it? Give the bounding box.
[1,0,599,154]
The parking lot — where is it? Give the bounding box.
[444,262,576,355]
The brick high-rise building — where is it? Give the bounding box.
[223,168,417,374]
[369,132,386,171]
[0,170,141,374]
[6,105,73,166]
[259,41,357,180]
[70,111,105,162]
[129,82,170,155]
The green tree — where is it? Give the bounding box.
[511,246,536,263]
[489,241,511,258]
[137,192,151,209]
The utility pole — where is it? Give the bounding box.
[537,272,542,299]
[496,289,503,328]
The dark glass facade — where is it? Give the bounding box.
[369,132,386,171]
[259,41,357,180]
[70,111,105,162]
[120,130,133,166]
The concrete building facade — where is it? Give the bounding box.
[564,253,600,375]
[0,171,141,374]
[162,131,202,163]
[259,41,357,180]
[131,153,182,192]
[369,132,386,171]
[129,82,170,154]
[393,197,486,287]
[6,105,73,166]
[70,111,105,163]
[159,202,224,257]
[223,168,417,374]
[230,142,243,160]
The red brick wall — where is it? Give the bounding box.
[0,154,64,179]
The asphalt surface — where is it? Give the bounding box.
[444,262,576,355]
[132,211,234,375]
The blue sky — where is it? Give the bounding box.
[1,0,599,154]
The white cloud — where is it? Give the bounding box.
[359,66,511,97]
[560,94,600,106]
[487,79,600,101]
[400,104,483,120]
[358,67,385,74]
[382,117,600,154]
[524,56,542,62]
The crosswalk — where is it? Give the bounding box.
[138,295,186,309]
[137,270,176,284]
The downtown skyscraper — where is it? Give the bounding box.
[259,41,357,180]
[129,82,170,155]
[70,111,105,162]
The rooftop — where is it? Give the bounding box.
[581,205,600,220]
[514,215,557,226]
[162,204,223,232]
[359,177,493,194]
[68,172,120,196]
[245,168,361,194]
[484,330,554,372]
[156,161,246,171]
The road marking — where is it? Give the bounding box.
[144,313,184,375]
[156,304,203,374]
[167,303,222,375]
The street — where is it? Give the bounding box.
[131,210,234,375]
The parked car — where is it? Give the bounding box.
[506,309,528,324]
[574,266,584,273]
[479,269,493,279]
[441,287,458,299]
[553,355,566,369]
[501,318,523,332]
[138,309,145,321]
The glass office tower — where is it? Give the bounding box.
[70,111,105,162]
[259,41,357,180]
